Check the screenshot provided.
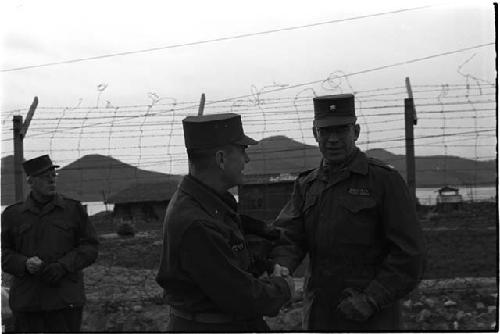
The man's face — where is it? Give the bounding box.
[221,144,250,187]
[314,123,360,164]
[29,168,57,197]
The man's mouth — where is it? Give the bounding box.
[326,147,343,152]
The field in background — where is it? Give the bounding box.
[75,201,498,331]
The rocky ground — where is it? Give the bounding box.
[79,208,498,331]
[3,203,498,331]
[81,264,498,331]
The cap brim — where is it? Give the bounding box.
[31,165,59,176]
[314,116,357,127]
[233,134,259,146]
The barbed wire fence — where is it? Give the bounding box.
[2,75,496,204]
[1,73,497,331]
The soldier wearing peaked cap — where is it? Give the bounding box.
[156,113,294,332]
[1,154,99,332]
[270,94,425,330]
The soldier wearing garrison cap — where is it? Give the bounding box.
[271,94,425,330]
[1,154,98,332]
[156,113,294,331]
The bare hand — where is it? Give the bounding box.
[26,256,43,274]
[272,264,290,277]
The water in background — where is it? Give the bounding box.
[84,202,114,215]
[416,186,497,205]
[2,187,496,215]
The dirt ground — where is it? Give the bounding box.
[3,202,498,331]
[81,265,497,331]
[77,202,498,331]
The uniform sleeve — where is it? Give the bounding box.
[1,209,29,277]
[270,178,308,273]
[364,171,425,307]
[57,202,99,272]
[179,222,291,318]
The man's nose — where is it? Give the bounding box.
[244,152,250,163]
[327,131,341,142]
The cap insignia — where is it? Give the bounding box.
[329,104,336,112]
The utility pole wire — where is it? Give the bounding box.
[1,5,434,72]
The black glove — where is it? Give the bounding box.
[337,288,378,322]
[40,263,67,286]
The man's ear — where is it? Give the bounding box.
[312,127,319,142]
[354,124,360,141]
[215,150,225,170]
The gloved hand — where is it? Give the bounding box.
[272,264,294,300]
[40,263,67,286]
[337,288,378,322]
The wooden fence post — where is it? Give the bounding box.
[405,78,417,206]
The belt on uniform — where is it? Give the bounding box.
[170,307,248,324]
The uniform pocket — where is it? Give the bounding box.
[51,220,72,231]
[340,196,376,214]
[48,220,75,250]
[18,223,33,235]
[16,223,35,251]
[335,196,377,245]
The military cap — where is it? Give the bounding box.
[22,154,59,177]
[183,113,258,150]
[313,94,357,127]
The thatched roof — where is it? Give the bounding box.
[242,173,297,185]
[106,178,182,204]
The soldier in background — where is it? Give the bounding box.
[271,94,425,330]
[1,154,99,332]
[156,113,294,332]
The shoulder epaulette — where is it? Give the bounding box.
[368,157,395,171]
[298,168,315,178]
[4,200,23,209]
[297,168,320,185]
[61,195,82,204]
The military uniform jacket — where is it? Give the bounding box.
[271,149,425,330]
[155,175,290,319]
[1,193,99,311]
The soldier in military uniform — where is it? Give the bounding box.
[271,94,425,330]
[155,113,294,332]
[1,155,99,332]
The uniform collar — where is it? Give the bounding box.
[317,148,369,181]
[21,192,65,213]
[179,174,238,219]
[348,149,369,175]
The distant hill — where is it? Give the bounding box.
[1,154,182,205]
[245,136,321,175]
[246,136,496,187]
[2,139,496,205]
[365,148,497,187]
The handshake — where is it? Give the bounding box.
[270,264,295,300]
[25,256,67,286]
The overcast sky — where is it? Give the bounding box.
[0,0,496,174]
